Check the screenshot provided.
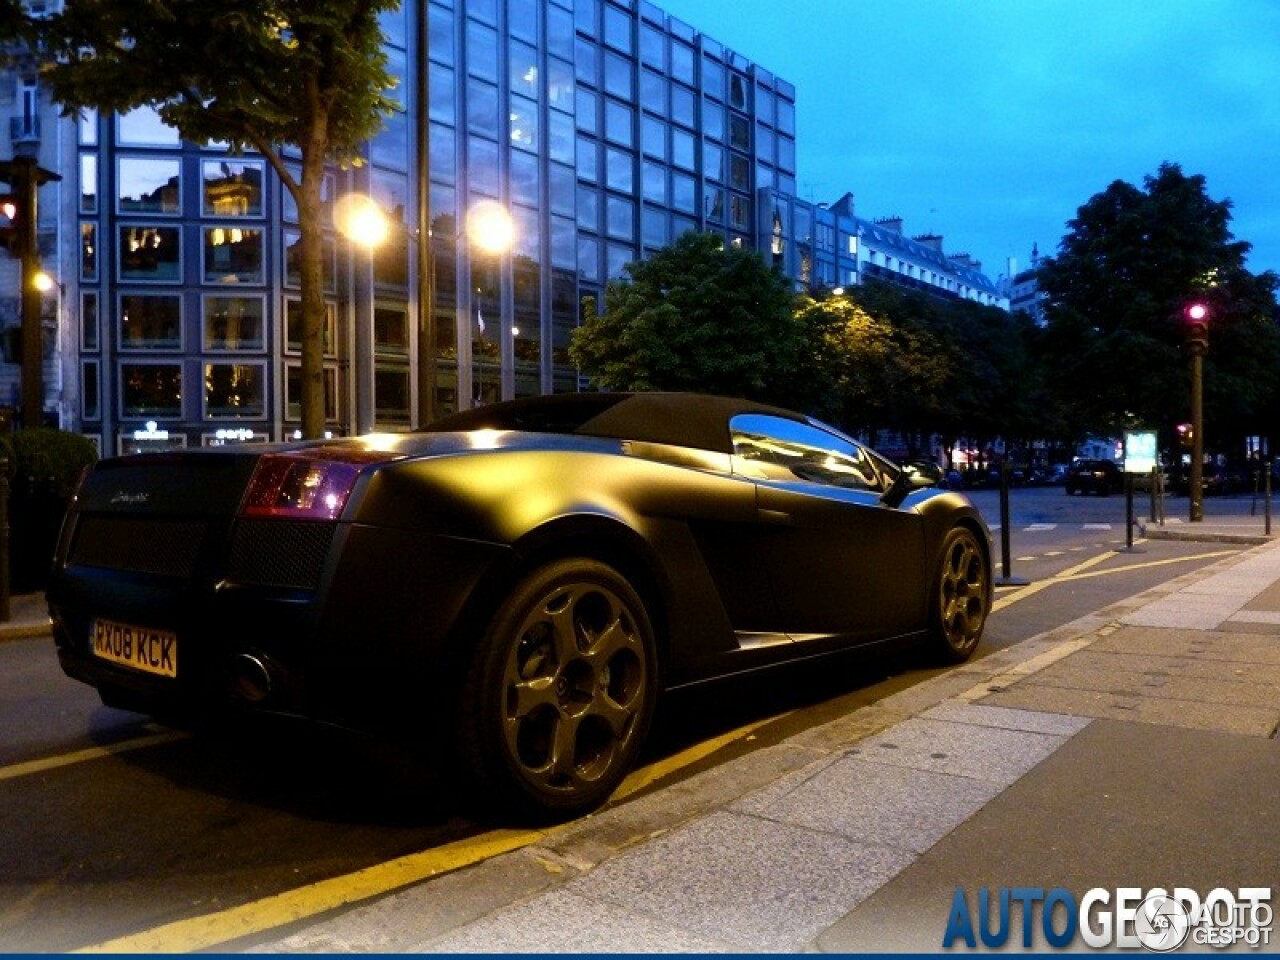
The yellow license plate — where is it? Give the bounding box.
[91,619,178,678]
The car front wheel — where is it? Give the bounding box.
[457,558,657,821]
[928,526,989,663]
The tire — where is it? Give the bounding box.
[928,526,989,664]
[456,558,658,821]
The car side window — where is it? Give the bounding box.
[730,413,882,491]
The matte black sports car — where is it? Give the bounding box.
[48,392,992,818]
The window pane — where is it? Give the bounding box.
[606,196,634,240]
[603,51,632,99]
[605,99,633,147]
[510,41,539,99]
[605,148,633,193]
[511,149,540,207]
[467,79,499,136]
[429,3,454,63]
[670,84,694,128]
[204,363,266,419]
[204,296,265,351]
[285,365,338,422]
[375,366,412,422]
[204,227,263,284]
[120,363,183,418]
[120,294,182,350]
[81,292,99,351]
[604,5,632,54]
[374,305,409,356]
[81,362,100,420]
[118,106,180,146]
[118,157,181,214]
[284,299,338,356]
[466,21,498,78]
[510,94,539,150]
[81,222,97,280]
[670,41,694,85]
[671,128,695,171]
[119,225,181,282]
[202,159,263,217]
[79,154,97,213]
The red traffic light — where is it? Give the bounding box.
[1183,301,1209,355]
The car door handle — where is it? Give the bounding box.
[759,509,792,525]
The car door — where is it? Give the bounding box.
[730,414,927,643]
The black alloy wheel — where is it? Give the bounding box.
[929,526,989,663]
[458,558,657,820]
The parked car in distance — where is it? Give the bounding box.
[47,392,994,821]
[1064,459,1124,496]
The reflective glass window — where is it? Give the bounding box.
[547,4,573,59]
[704,187,725,223]
[510,94,539,151]
[729,73,749,110]
[509,0,539,42]
[551,214,575,269]
[466,20,498,78]
[702,56,724,100]
[605,99,633,147]
[429,3,455,64]
[82,362,100,421]
[81,222,97,280]
[204,363,266,419]
[730,153,750,191]
[641,115,666,160]
[672,172,695,214]
[378,4,406,46]
[547,57,573,110]
[642,206,667,247]
[606,196,634,240]
[374,304,410,356]
[204,295,265,351]
[641,70,666,116]
[670,40,694,85]
[704,142,724,182]
[756,163,775,191]
[575,37,598,87]
[467,136,500,197]
[118,157,181,214]
[603,51,632,100]
[577,234,600,282]
[510,149,540,206]
[430,65,455,121]
[284,299,338,356]
[606,243,633,279]
[120,363,183,419]
[670,84,694,128]
[549,110,575,164]
[430,122,457,180]
[755,85,775,126]
[639,23,665,68]
[120,294,182,350]
[549,163,575,217]
[605,148,634,193]
[702,98,723,141]
[81,292,99,351]
[603,5,632,54]
[730,194,751,230]
[204,227,263,284]
[729,114,750,150]
[576,87,598,134]
[574,0,596,33]
[202,159,264,217]
[671,128,695,171]
[510,40,539,99]
[576,135,599,182]
[779,135,796,174]
[371,109,409,170]
[732,414,882,491]
[284,364,338,422]
[468,0,496,25]
[78,108,97,145]
[467,78,499,136]
[757,123,775,165]
[777,97,796,136]
[118,225,181,282]
[79,154,97,213]
[375,366,411,424]
[118,106,180,146]
[641,161,666,203]
[577,185,600,233]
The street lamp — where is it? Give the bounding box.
[337,194,515,421]
[1183,301,1209,523]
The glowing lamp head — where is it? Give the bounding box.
[1186,303,1208,322]
[334,194,391,249]
[467,201,516,256]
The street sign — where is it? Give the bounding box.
[1124,430,1158,474]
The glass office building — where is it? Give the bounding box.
[2,0,797,453]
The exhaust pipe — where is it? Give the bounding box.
[230,653,272,703]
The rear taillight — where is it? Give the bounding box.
[241,449,383,521]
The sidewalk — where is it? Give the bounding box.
[0,590,51,641]
[251,535,1280,954]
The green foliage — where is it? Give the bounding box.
[37,0,399,438]
[1038,162,1280,451]
[570,232,806,406]
[0,428,99,498]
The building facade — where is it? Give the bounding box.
[3,0,1002,454]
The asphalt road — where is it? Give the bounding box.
[0,484,1259,952]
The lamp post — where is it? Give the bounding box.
[1184,301,1209,523]
[336,195,514,420]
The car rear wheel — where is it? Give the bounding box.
[929,527,989,663]
[457,558,657,821]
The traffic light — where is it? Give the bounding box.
[1183,301,1209,356]
[0,192,24,257]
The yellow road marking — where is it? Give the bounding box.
[992,548,1236,612]
[74,712,786,953]
[0,731,189,782]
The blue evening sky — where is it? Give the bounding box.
[655,0,1280,282]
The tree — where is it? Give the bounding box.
[569,232,805,405]
[1038,163,1280,453]
[39,0,398,438]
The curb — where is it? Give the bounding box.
[1138,524,1273,545]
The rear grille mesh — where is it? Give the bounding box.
[227,520,335,589]
[70,516,206,577]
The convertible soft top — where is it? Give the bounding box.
[424,391,807,455]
